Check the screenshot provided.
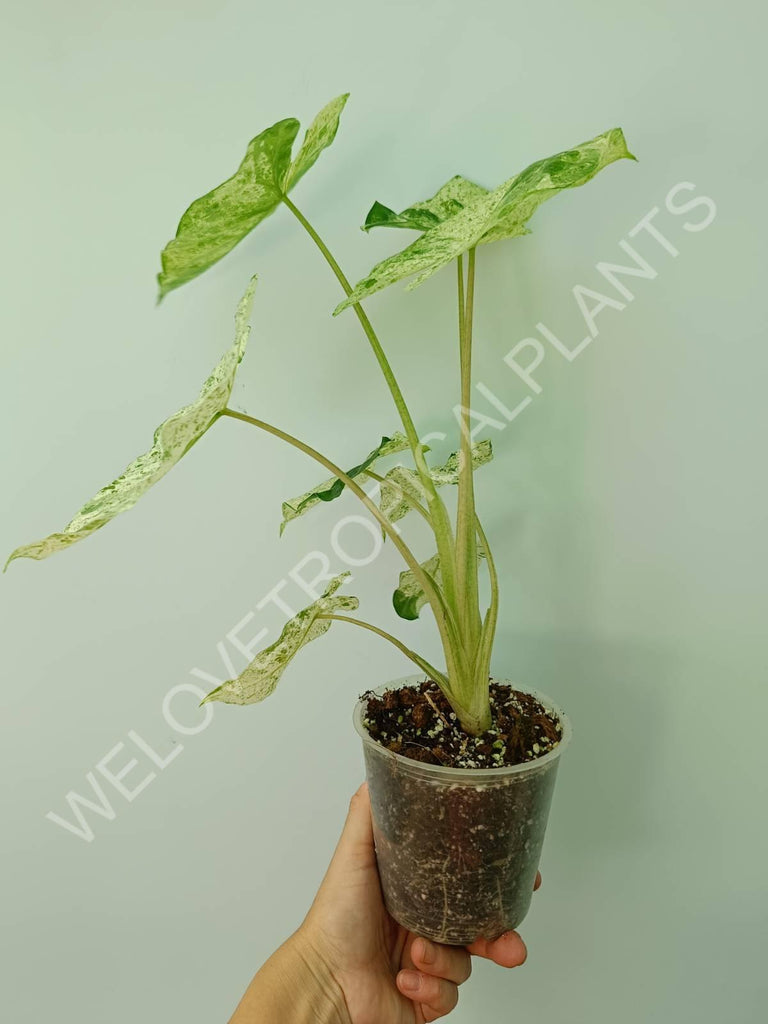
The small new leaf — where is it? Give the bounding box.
[280,432,410,533]
[201,573,358,705]
[379,440,493,524]
[158,94,349,298]
[335,128,634,313]
[393,554,441,620]
[393,545,486,621]
[5,278,257,571]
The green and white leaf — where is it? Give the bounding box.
[393,544,486,621]
[158,122,297,298]
[393,554,441,620]
[363,175,488,233]
[335,128,634,313]
[430,439,493,485]
[5,278,257,571]
[379,440,493,524]
[158,94,349,299]
[378,465,431,524]
[201,573,358,705]
[285,93,349,191]
[279,431,411,534]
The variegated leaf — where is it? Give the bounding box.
[201,573,358,705]
[363,175,488,233]
[379,465,430,524]
[5,278,257,571]
[430,439,493,484]
[285,93,349,191]
[279,432,410,534]
[379,440,493,524]
[393,545,486,621]
[393,554,441,621]
[158,94,349,298]
[335,128,634,313]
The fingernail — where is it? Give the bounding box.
[416,938,435,964]
[399,970,420,993]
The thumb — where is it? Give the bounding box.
[328,783,375,875]
[304,783,381,943]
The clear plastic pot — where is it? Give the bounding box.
[353,676,572,945]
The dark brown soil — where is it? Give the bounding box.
[361,680,562,769]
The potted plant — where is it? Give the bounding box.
[6,95,634,944]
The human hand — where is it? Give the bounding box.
[295,782,536,1023]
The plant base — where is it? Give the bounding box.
[354,676,571,944]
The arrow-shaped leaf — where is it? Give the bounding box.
[279,431,411,534]
[201,572,358,705]
[158,94,349,299]
[335,128,634,314]
[380,439,493,524]
[5,277,258,571]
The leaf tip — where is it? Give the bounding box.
[156,274,171,305]
[3,546,26,573]
[613,127,637,162]
[362,200,393,233]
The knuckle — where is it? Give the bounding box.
[421,974,441,1001]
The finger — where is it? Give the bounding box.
[339,783,373,849]
[397,970,458,1018]
[534,870,542,891]
[466,930,527,967]
[326,784,375,877]
[411,937,471,985]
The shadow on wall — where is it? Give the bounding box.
[501,633,676,863]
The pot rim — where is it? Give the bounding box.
[352,673,572,780]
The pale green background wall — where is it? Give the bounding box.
[2,1,766,1021]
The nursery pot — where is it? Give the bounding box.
[353,676,572,945]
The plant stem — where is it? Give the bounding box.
[220,407,463,688]
[473,515,498,724]
[455,249,482,659]
[318,614,449,692]
[281,195,459,613]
